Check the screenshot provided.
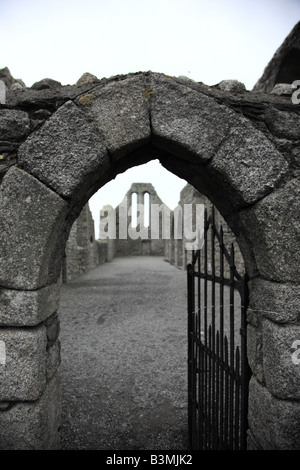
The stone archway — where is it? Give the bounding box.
[0,72,299,449]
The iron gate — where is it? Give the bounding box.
[187,206,251,450]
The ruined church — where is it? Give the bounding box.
[62,181,245,282]
[0,21,300,450]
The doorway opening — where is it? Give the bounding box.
[58,162,190,450]
[58,161,246,450]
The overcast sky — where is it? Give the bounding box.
[1,0,299,237]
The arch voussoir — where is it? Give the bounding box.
[230,178,300,282]
[149,74,240,163]
[0,166,69,290]
[205,114,289,211]
[17,100,111,202]
[0,282,61,327]
[75,74,152,161]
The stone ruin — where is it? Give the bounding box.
[62,203,106,282]
[253,21,300,93]
[103,182,167,259]
[62,181,245,282]
[0,22,299,450]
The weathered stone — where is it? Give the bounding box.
[0,167,69,290]
[207,115,288,209]
[0,67,16,88]
[231,230,259,279]
[76,72,99,86]
[0,63,299,451]
[0,325,47,401]
[63,203,101,282]
[262,319,300,399]
[31,78,62,90]
[217,79,246,92]
[248,277,300,324]
[248,376,300,449]
[0,67,25,89]
[5,84,79,110]
[264,108,300,140]
[0,109,30,140]
[150,75,240,162]
[246,430,262,450]
[247,324,264,383]
[0,154,17,180]
[290,146,300,178]
[45,313,60,347]
[18,100,111,200]
[30,109,52,120]
[77,75,151,160]
[0,402,11,411]
[0,373,61,450]
[270,83,294,95]
[10,82,23,91]
[0,283,61,326]
[176,75,199,86]
[236,179,300,282]
[46,340,61,381]
[253,21,300,93]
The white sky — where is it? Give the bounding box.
[1,0,299,237]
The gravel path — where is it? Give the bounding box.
[58,257,189,450]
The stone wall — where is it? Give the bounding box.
[98,182,244,279]
[100,182,167,258]
[64,182,245,280]
[0,67,25,91]
[0,24,300,449]
[62,203,107,282]
[164,184,245,277]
